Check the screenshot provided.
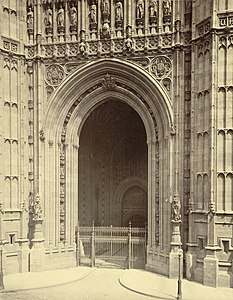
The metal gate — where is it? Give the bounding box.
[75,222,147,269]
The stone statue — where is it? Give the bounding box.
[79,41,86,53]
[70,5,77,26]
[163,0,171,17]
[101,0,110,15]
[33,193,43,221]
[172,194,181,222]
[149,0,157,18]
[115,1,123,21]
[136,0,144,19]
[89,4,97,23]
[57,5,65,28]
[125,37,133,50]
[45,6,53,27]
[27,7,34,30]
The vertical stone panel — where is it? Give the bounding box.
[218,45,226,86]
[217,131,225,170]
[197,134,203,171]
[197,174,202,209]
[217,89,226,129]
[225,174,233,211]
[217,173,225,211]
[11,177,18,209]
[203,174,209,210]
[203,132,209,171]
[226,88,233,128]
[204,92,210,131]
[226,130,233,170]
[228,45,233,84]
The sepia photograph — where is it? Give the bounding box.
[0,0,233,299]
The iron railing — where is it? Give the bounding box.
[76,222,147,269]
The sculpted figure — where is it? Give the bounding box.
[70,5,77,25]
[149,0,157,17]
[57,5,65,27]
[172,195,181,222]
[115,1,123,21]
[163,0,171,16]
[33,194,42,220]
[101,0,110,15]
[89,4,97,23]
[27,7,34,30]
[45,6,53,27]
[136,0,144,19]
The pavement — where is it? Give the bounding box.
[1,266,233,300]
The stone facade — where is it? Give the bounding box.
[0,0,233,288]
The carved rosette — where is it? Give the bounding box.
[151,56,171,78]
[46,64,65,86]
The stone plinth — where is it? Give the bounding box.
[203,254,218,287]
[30,219,45,272]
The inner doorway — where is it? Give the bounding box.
[78,100,148,227]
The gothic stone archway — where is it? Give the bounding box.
[78,100,148,228]
[40,58,174,276]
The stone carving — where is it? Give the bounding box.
[46,65,64,86]
[32,193,43,221]
[151,56,171,78]
[136,0,144,27]
[172,194,181,222]
[101,0,110,14]
[70,5,77,32]
[39,129,45,142]
[102,73,116,90]
[27,7,34,34]
[0,202,4,214]
[101,0,111,37]
[90,4,97,23]
[115,0,123,28]
[79,41,86,53]
[136,0,144,19]
[163,0,171,23]
[149,0,157,24]
[57,5,65,33]
[44,5,53,34]
[208,201,215,214]
[125,37,133,51]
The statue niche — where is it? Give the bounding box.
[136,0,144,27]
[69,4,77,32]
[149,0,158,25]
[44,5,53,34]
[89,1,97,31]
[27,6,34,35]
[57,4,65,34]
[101,0,111,37]
[115,0,123,29]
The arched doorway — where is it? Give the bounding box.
[78,100,148,227]
[41,58,173,273]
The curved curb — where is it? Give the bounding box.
[1,268,97,293]
[118,277,176,300]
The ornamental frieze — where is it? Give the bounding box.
[44,56,172,100]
